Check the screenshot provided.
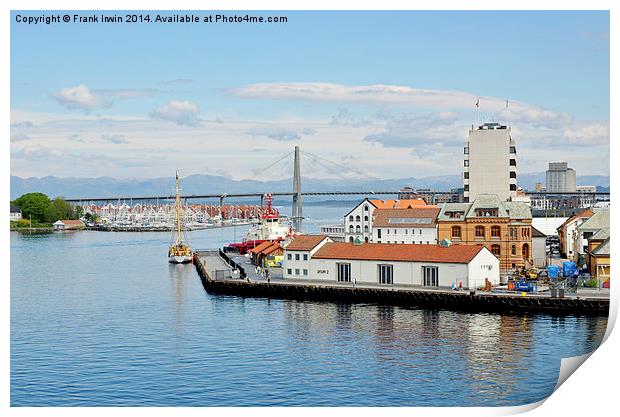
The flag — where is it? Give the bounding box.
[475,99,479,108]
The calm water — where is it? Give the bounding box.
[11,205,608,406]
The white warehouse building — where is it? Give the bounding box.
[283,236,499,290]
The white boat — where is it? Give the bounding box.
[168,172,193,264]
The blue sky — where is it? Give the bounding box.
[10,10,610,180]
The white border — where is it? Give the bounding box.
[3,1,617,416]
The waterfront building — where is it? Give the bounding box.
[557,209,594,259]
[52,219,86,231]
[343,198,427,243]
[531,227,547,268]
[587,233,610,288]
[574,208,610,265]
[546,162,576,193]
[283,235,332,279]
[436,194,532,270]
[372,207,440,244]
[10,204,22,222]
[463,122,517,202]
[283,241,499,290]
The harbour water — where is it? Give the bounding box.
[10,205,608,406]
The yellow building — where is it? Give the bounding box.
[586,229,610,288]
[437,194,532,270]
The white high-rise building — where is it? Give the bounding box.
[463,122,517,202]
[546,162,576,193]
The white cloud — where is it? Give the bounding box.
[246,125,316,141]
[562,122,609,146]
[51,85,110,110]
[10,121,34,128]
[101,134,129,144]
[149,100,200,126]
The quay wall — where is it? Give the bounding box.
[194,254,609,316]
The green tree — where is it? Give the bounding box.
[13,193,51,223]
[73,205,84,220]
[45,198,73,223]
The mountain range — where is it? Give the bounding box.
[10,173,610,200]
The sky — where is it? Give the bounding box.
[10,10,610,181]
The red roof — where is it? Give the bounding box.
[313,242,486,264]
[262,242,283,256]
[370,199,428,209]
[58,220,85,226]
[249,241,273,254]
[285,235,330,251]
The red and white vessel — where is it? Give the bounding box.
[225,194,291,254]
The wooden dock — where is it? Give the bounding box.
[193,253,609,316]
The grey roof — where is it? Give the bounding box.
[437,203,471,221]
[10,204,21,213]
[532,227,546,238]
[466,194,509,218]
[590,228,610,241]
[591,237,610,256]
[438,194,531,221]
[577,209,610,232]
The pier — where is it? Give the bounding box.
[193,252,609,316]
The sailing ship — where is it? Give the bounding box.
[168,172,193,263]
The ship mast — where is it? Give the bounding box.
[175,171,181,245]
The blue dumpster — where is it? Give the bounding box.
[547,265,560,279]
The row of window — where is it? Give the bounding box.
[336,263,440,286]
[287,268,309,276]
[451,225,530,239]
[489,243,530,259]
[377,240,431,244]
[287,253,309,261]
[349,225,369,233]
[348,215,370,222]
[377,228,425,238]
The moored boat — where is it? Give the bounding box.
[168,172,193,263]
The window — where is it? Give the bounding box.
[378,264,393,285]
[295,269,300,275]
[356,225,361,233]
[349,215,353,221]
[464,172,469,179]
[521,228,530,238]
[287,254,292,260]
[349,225,354,232]
[464,160,469,167]
[364,225,369,233]
[451,225,462,238]
[510,159,517,166]
[510,171,517,178]
[510,146,516,154]
[364,215,369,222]
[491,225,501,238]
[491,244,501,257]
[464,147,469,154]
[510,184,517,191]
[475,226,485,238]
[303,269,308,276]
[511,245,517,256]
[405,229,408,235]
[365,237,369,243]
[522,243,529,259]
[386,229,390,235]
[377,228,382,238]
[349,236,354,243]
[287,268,292,275]
[364,205,369,211]
[303,254,308,261]
[337,263,351,282]
[295,253,300,261]
[423,266,439,287]
[355,215,361,222]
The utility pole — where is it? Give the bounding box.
[292,145,303,233]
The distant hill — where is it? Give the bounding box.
[10,173,610,200]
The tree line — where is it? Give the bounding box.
[11,192,83,226]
